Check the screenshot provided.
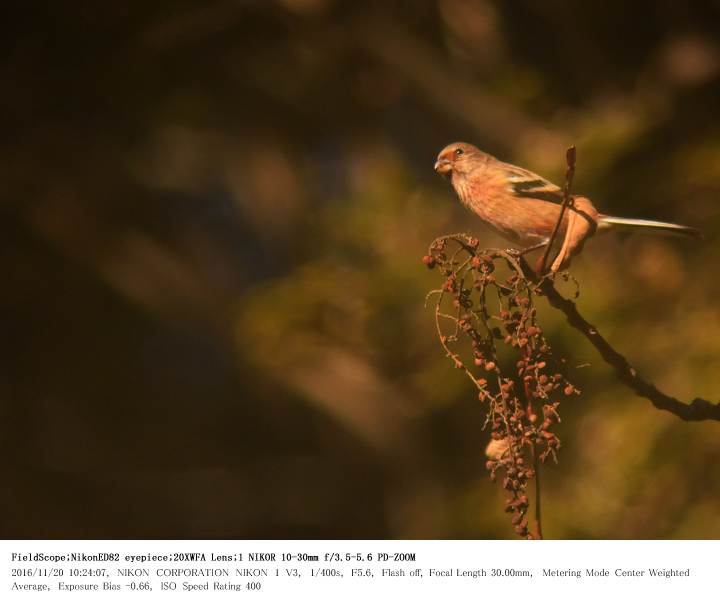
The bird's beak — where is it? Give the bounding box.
[434,158,452,179]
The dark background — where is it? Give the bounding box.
[2,0,720,538]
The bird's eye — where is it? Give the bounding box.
[454,148,464,157]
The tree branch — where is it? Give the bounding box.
[520,257,720,422]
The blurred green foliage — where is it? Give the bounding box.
[2,0,719,538]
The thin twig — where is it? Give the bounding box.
[532,444,543,540]
[523,377,543,540]
[538,145,576,274]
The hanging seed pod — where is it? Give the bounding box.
[424,233,581,540]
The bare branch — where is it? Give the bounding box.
[538,145,576,275]
[520,258,720,422]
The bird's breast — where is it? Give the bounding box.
[454,173,558,246]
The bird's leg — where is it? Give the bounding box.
[507,241,549,257]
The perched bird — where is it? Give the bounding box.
[434,142,700,271]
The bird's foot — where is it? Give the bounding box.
[506,242,548,257]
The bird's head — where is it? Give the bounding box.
[434,142,485,180]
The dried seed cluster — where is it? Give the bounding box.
[424,234,580,538]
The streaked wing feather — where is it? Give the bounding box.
[505,165,564,204]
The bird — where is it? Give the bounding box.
[434,142,700,272]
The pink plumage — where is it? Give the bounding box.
[434,142,699,271]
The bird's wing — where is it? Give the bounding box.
[503,164,564,204]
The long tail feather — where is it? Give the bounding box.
[598,215,702,238]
